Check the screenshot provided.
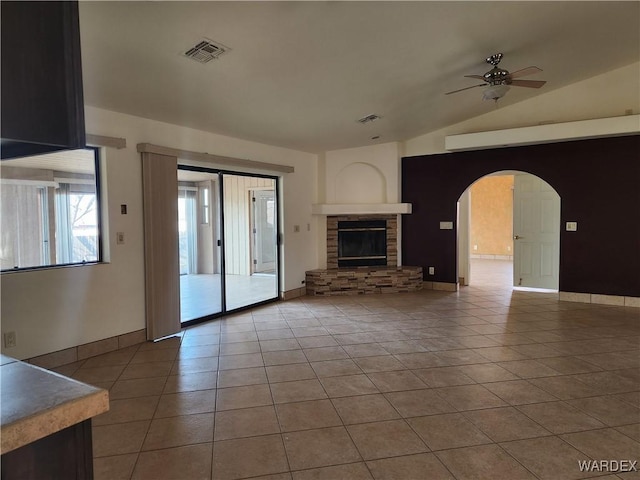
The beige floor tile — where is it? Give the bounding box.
[170,357,219,375]
[92,420,150,457]
[283,426,362,470]
[413,366,476,387]
[435,384,507,411]
[570,371,639,394]
[216,384,273,410]
[72,365,126,384]
[93,453,138,480]
[354,355,406,373]
[261,339,302,352]
[271,379,328,404]
[561,428,640,460]
[434,349,492,366]
[566,396,640,426]
[366,453,454,480]
[379,340,427,355]
[319,374,380,398]
[458,364,519,383]
[154,389,217,418]
[394,352,446,369]
[527,375,603,400]
[517,401,605,433]
[470,347,528,362]
[463,406,551,442]
[436,444,537,480]
[93,395,159,426]
[214,405,280,440]
[497,359,562,378]
[142,412,214,450]
[163,371,218,393]
[130,347,179,364]
[267,363,317,383]
[501,436,599,480]
[311,359,363,377]
[616,423,640,442]
[366,370,427,392]
[342,344,390,358]
[119,361,173,380]
[292,462,372,480]
[251,474,292,480]
[263,350,308,366]
[303,346,349,362]
[298,336,340,349]
[276,399,342,432]
[213,434,289,480]
[347,419,428,460]
[218,352,264,370]
[220,331,259,343]
[132,443,212,480]
[384,389,456,417]
[180,333,220,347]
[332,394,400,425]
[216,367,267,388]
[177,344,220,359]
[138,337,181,351]
[408,413,492,451]
[483,380,559,405]
[536,356,604,374]
[109,377,167,400]
[82,347,138,368]
[257,328,295,340]
[219,341,261,355]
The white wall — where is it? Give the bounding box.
[1,106,318,360]
[405,62,640,156]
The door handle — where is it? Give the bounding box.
[513,235,523,240]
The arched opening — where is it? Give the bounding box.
[458,170,561,291]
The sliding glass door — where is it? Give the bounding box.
[178,167,279,324]
[223,174,278,310]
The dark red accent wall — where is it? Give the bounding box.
[402,135,640,297]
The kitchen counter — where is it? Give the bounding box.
[1,354,109,478]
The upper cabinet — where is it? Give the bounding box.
[1,1,86,159]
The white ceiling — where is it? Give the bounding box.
[78,1,639,154]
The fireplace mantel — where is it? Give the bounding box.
[311,203,412,215]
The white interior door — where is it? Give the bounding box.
[513,174,560,289]
[251,189,276,273]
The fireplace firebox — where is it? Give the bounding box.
[337,220,387,267]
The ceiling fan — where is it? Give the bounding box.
[446,53,547,101]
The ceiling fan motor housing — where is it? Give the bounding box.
[483,67,511,85]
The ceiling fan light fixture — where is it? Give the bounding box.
[482,84,510,101]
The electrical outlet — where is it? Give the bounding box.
[4,331,16,348]
[293,225,300,233]
[428,267,435,275]
[116,232,125,244]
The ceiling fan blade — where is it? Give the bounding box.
[445,83,486,95]
[509,66,542,79]
[463,75,485,80]
[510,79,547,88]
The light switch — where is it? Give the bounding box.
[439,221,454,230]
[566,222,578,232]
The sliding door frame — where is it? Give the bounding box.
[178,165,281,327]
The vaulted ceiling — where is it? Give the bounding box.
[79,1,640,153]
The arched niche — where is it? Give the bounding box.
[335,162,387,204]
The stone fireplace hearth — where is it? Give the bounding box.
[305,214,422,296]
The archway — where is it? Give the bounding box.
[458,171,561,291]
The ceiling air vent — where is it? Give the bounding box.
[357,114,382,124]
[183,38,229,63]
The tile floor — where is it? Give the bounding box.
[55,266,639,479]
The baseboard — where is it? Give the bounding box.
[423,281,458,292]
[27,329,147,370]
[559,291,640,308]
[281,287,307,301]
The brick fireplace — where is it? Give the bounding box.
[305,214,422,296]
[327,214,397,269]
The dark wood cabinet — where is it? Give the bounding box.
[1,1,86,159]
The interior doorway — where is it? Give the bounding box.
[458,171,560,291]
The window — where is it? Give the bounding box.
[1,148,102,271]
